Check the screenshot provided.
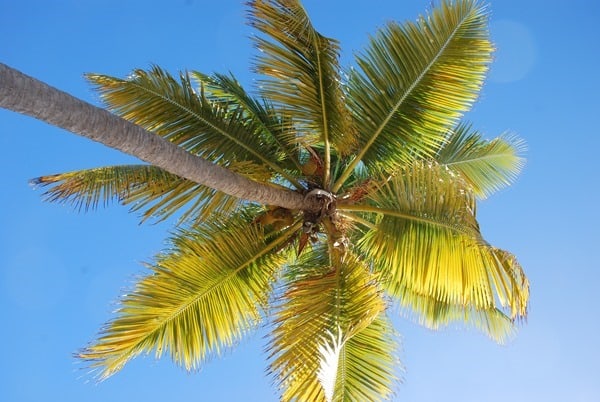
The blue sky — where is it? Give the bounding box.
[1,1,598,401]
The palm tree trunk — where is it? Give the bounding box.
[0,63,313,211]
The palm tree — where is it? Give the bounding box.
[0,0,529,400]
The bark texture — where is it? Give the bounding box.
[0,63,313,211]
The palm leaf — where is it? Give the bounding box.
[32,164,248,225]
[79,216,298,379]
[391,287,516,343]
[248,0,356,186]
[191,72,303,176]
[86,66,291,181]
[335,0,493,191]
[344,163,529,323]
[334,315,400,402]
[435,122,526,198]
[268,248,389,401]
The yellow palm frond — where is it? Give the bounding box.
[335,0,493,190]
[345,163,528,323]
[391,287,516,343]
[333,314,400,402]
[79,216,298,380]
[32,164,246,225]
[268,249,389,401]
[249,0,356,186]
[435,123,526,198]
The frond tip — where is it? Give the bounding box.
[317,327,345,402]
[31,165,243,225]
[436,123,526,198]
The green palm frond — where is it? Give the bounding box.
[79,216,298,380]
[435,123,526,198]
[268,248,389,401]
[32,165,246,225]
[86,66,293,182]
[345,163,529,321]
[248,0,356,186]
[335,0,493,191]
[191,71,303,177]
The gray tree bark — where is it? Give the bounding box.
[0,63,315,211]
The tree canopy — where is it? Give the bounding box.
[0,1,528,400]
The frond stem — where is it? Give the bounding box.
[337,212,376,230]
[313,39,331,190]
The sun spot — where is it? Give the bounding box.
[489,20,537,83]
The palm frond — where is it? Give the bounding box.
[435,123,526,198]
[32,165,244,225]
[79,216,298,380]
[344,163,529,324]
[335,0,493,191]
[335,315,400,402]
[191,72,303,174]
[86,66,290,181]
[248,0,356,186]
[391,287,516,343]
[268,248,390,401]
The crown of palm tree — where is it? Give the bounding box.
[33,1,528,400]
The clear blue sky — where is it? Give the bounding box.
[1,1,598,401]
